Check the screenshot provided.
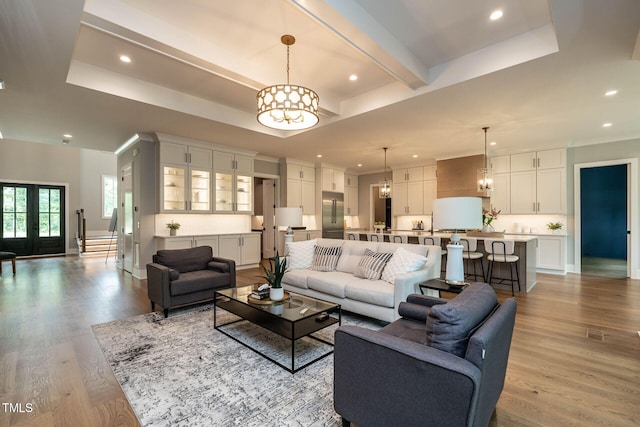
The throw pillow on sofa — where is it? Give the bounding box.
[285,239,317,269]
[354,249,393,280]
[310,245,342,272]
[381,246,427,284]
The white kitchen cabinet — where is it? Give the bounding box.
[423,165,437,180]
[510,171,537,214]
[285,162,315,214]
[393,180,423,215]
[489,155,510,174]
[491,173,510,214]
[537,235,566,272]
[537,168,566,214]
[393,167,424,183]
[345,186,359,215]
[509,149,566,214]
[159,142,212,213]
[214,151,253,174]
[193,236,219,255]
[218,233,261,267]
[287,163,315,182]
[322,167,345,192]
[344,173,358,216]
[510,149,565,172]
[156,235,218,254]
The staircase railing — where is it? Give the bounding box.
[76,209,86,253]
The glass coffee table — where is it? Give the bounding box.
[214,285,341,373]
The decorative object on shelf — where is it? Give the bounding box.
[379,147,392,199]
[259,253,288,301]
[482,208,501,232]
[547,222,563,233]
[257,34,319,130]
[433,197,483,286]
[477,126,494,195]
[275,207,303,244]
[166,220,180,236]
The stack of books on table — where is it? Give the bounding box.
[251,287,270,300]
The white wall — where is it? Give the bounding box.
[0,138,116,251]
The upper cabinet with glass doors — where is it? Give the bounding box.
[213,151,253,214]
[159,141,212,213]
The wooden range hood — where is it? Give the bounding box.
[436,154,487,198]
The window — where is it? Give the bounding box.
[3,186,27,238]
[39,188,61,237]
[102,175,118,219]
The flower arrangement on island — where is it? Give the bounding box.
[482,208,501,226]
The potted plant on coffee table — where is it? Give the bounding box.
[260,252,288,301]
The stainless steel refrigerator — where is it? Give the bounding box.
[322,191,344,239]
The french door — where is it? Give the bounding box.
[1,183,66,256]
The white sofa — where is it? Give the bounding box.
[282,238,441,322]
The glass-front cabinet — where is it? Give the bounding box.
[214,172,252,213]
[236,174,252,212]
[215,172,234,212]
[162,165,186,211]
[190,169,210,212]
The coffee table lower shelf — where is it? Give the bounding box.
[214,291,341,374]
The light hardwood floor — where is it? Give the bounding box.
[0,256,638,426]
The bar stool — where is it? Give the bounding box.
[0,251,17,275]
[484,239,520,296]
[346,232,359,241]
[418,236,447,274]
[460,237,485,281]
[366,233,384,242]
[389,234,408,244]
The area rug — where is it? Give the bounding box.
[91,304,386,426]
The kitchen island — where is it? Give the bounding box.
[344,230,537,292]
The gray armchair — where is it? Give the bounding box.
[334,283,516,427]
[146,246,236,317]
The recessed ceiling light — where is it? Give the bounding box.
[0,79,5,90]
[412,154,418,158]
[490,141,497,146]
[602,122,612,127]
[0,130,3,139]
[357,164,362,167]
[349,74,358,81]
[317,154,322,158]
[63,134,73,138]
[490,10,503,20]
[604,89,618,96]
[120,55,131,63]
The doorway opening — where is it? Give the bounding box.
[253,176,278,260]
[370,185,391,230]
[1,182,66,256]
[574,158,638,279]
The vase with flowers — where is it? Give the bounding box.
[482,208,501,233]
[167,220,180,236]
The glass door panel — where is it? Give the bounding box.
[190,169,210,212]
[215,172,234,212]
[236,175,252,212]
[3,186,27,238]
[38,188,61,237]
[163,166,186,211]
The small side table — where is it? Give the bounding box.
[418,278,466,298]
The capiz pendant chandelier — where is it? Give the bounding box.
[257,35,319,131]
